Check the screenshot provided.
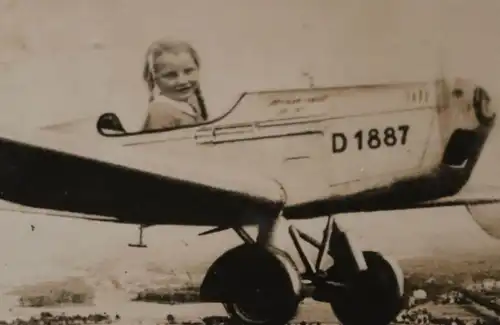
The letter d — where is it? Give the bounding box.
[332,133,347,153]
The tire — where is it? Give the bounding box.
[324,251,405,325]
[221,245,302,325]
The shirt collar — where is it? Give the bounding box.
[154,94,197,117]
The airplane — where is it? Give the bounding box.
[0,77,499,325]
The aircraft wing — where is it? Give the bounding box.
[0,129,285,227]
[407,184,500,240]
[412,184,500,208]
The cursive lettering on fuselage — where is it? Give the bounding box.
[269,94,328,107]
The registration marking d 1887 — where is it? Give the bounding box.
[332,124,410,153]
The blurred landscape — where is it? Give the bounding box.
[3,209,500,324]
[9,252,500,308]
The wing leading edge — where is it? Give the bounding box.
[0,130,285,227]
[409,184,500,208]
[411,184,500,240]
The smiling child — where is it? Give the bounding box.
[142,38,208,131]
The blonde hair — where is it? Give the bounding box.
[143,38,208,120]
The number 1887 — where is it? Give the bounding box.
[354,125,409,150]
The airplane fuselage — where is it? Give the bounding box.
[98,79,495,219]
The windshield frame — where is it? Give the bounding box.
[96,92,248,137]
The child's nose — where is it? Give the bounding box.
[177,73,190,84]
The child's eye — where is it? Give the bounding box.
[161,71,178,79]
[184,68,195,74]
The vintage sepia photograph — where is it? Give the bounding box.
[1,0,500,324]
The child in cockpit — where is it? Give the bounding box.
[142,38,209,131]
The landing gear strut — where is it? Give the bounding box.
[200,215,405,325]
[290,215,405,325]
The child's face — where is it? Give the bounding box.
[153,51,199,101]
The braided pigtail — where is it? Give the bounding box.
[194,87,208,121]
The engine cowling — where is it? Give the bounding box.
[200,243,303,325]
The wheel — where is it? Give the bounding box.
[320,251,405,325]
[219,245,303,325]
